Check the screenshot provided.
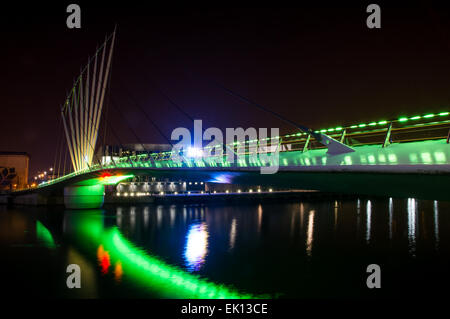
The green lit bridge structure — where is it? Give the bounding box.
[10,31,450,208]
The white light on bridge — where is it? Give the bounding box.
[186,146,203,158]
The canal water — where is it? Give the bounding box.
[0,197,449,299]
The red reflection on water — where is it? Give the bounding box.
[97,245,111,274]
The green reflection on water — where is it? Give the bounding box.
[36,221,56,248]
[69,212,258,299]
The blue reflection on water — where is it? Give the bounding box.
[184,222,209,272]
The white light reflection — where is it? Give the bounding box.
[334,200,338,230]
[434,200,439,250]
[306,210,315,257]
[407,198,418,257]
[143,206,149,229]
[130,207,136,233]
[229,218,237,250]
[388,198,393,239]
[300,203,304,231]
[184,223,209,272]
[170,205,176,227]
[366,200,372,244]
[116,207,123,228]
[157,205,163,228]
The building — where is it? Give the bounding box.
[0,152,30,190]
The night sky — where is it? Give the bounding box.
[2,2,450,178]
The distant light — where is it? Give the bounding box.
[378,120,388,125]
[358,124,366,128]
[116,192,120,196]
[174,192,178,195]
[213,191,217,194]
[257,189,261,193]
[195,182,198,185]
[249,189,253,193]
[188,191,191,194]
[237,189,241,193]
[423,114,434,118]
[269,188,273,192]
[399,117,408,122]
[200,182,204,185]
[439,112,449,116]
[130,193,135,197]
[124,193,128,197]
[160,191,164,195]
[410,116,421,120]
[226,190,229,193]
[201,191,204,194]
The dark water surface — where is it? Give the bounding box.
[1,197,449,299]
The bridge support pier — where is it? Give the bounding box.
[64,185,105,209]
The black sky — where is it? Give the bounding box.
[2,2,450,177]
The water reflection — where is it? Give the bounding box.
[2,197,447,299]
[66,211,248,298]
[434,200,439,250]
[366,200,372,244]
[334,200,338,230]
[184,222,209,272]
[114,261,123,282]
[97,245,111,275]
[157,205,163,228]
[306,210,315,257]
[389,198,393,239]
[257,205,263,233]
[229,218,237,250]
[407,198,418,257]
[170,205,176,227]
[143,207,149,229]
[116,207,123,227]
[130,207,136,233]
